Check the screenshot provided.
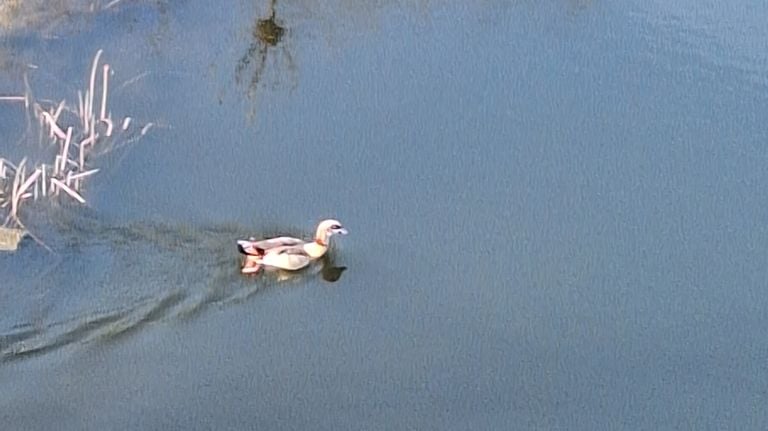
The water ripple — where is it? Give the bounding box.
[0,208,346,362]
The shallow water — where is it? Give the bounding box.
[1,0,768,429]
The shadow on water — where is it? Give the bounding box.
[0,206,346,362]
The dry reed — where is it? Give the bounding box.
[0,50,152,244]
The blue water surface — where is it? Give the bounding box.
[1,0,767,429]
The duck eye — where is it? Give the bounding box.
[330,224,341,230]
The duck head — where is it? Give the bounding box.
[314,219,348,245]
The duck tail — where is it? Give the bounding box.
[237,240,263,256]
[241,256,262,274]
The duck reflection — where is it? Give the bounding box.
[253,254,348,284]
[235,0,296,104]
[321,264,347,282]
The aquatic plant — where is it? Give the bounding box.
[0,50,152,249]
[236,0,296,113]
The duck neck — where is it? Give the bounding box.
[304,240,328,258]
[314,226,331,247]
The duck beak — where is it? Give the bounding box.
[336,227,348,235]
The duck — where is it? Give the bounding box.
[237,219,348,274]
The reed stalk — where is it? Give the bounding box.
[0,50,152,247]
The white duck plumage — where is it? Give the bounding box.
[237,219,348,273]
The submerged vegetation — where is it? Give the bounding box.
[236,0,296,109]
[0,50,152,250]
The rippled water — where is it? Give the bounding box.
[1,1,767,429]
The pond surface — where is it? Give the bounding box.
[2,0,768,429]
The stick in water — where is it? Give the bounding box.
[87,49,104,133]
[50,178,86,203]
[100,64,110,120]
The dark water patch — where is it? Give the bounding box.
[85,289,188,346]
[1,293,147,360]
[0,323,41,348]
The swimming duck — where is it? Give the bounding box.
[237,219,348,273]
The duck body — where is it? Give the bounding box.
[237,219,347,273]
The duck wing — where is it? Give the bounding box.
[262,244,313,270]
[272,243,311,255]
[237,236,305,256]
[252,236,305,250]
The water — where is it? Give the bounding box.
[2,1,767,429]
